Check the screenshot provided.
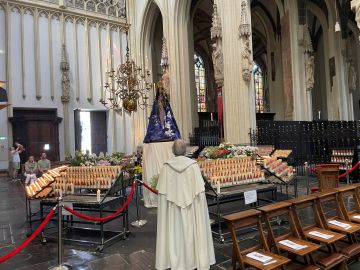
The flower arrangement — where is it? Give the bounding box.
[97,159,111,166]
[134,165,142,174]
[200,143,258,159]
[65,151,128,167]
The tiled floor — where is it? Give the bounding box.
[1,176,360,269]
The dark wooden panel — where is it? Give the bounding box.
[10,109,61,162]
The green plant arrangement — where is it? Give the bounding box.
[150,174,159,190]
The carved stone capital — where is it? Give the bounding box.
[61,95,70,103]
[351,0,360,40]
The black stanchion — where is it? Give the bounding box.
[305,162,310,195]
[49,198,71,270]
[131,177,147,228]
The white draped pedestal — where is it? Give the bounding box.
[142,142,174,207]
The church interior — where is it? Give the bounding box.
[2,0,360,269]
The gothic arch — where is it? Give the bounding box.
[139,0,163,76]
[274,0,284,17]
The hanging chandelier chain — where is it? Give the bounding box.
[100,16,151,113]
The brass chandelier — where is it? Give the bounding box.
[100,33,152,113]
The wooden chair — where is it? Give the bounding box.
[258,201,320,266]
[290,193,360,265]
[334,186,360,260]
[223,209,290,270]
[289,194,346,254]
[335,185,360,224]
[315,190,360,244]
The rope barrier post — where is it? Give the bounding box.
[131,176,147,228]
[345,159,351,185]
[305,162,309,195]
[49,198,71,270]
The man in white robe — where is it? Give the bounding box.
[156,140,216,270]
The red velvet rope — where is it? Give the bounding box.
[141,181,158,195]
[339,161,360,178]
[63,181,136,222]
[0,208,55,263]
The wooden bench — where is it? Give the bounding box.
[289,194,346,254]
[223,209,290,270]
[315,190,360,244]
[258,201,320,265]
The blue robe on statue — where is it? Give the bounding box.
[144,90,181,143]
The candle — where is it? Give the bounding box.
[97,189,101,202]
[318,110,321,120]
[216,181,220,194]
[210,112,214,121]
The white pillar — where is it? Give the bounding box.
[218,0,255,144]
[164,0,197,142]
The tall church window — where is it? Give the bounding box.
[253,63,264,113]
[194,53,207,112]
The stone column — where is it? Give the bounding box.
[60,44,71,154]
[163,0,197,142]
[280,11,295,120]
[218,0,255,144]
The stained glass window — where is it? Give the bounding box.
[253,63,264,113]
[194,54,207,112]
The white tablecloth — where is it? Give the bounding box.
[142,141,174,207]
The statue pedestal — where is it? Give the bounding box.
[142,141,174,207]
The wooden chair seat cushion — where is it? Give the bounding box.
[327,219,360,234]
[334,185,358,192]
[243,250,290,270]
[350,213,360,223]
[301,266,320,270]
[317,253,346,268]
[223,209,260,222]
[288,194,317,205]
[342,243,360,258]
[314,190,338,199]
[276,237,320,256]
[303,227,345,244]
[258,201,292,213]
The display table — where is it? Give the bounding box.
[205,182,277,242]
[142,141,174,207]
[40,194,128,251]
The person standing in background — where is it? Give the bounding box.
[14,141,26,164]
[10,147,20,180]
[37,153,51,175]
[24,156,38,185]
[14,142,25,153]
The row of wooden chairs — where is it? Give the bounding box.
[223,184,360,270]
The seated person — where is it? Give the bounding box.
[24,156,38,185]
[37,153,51,174]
